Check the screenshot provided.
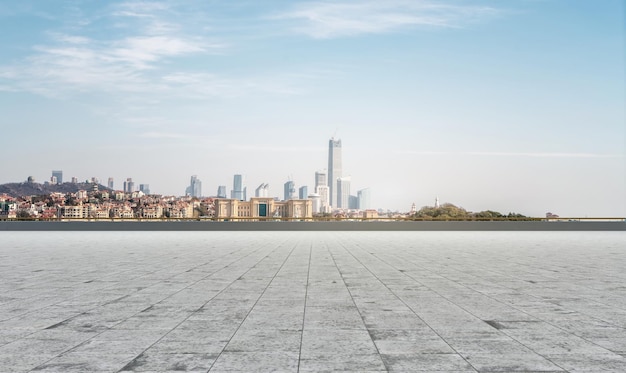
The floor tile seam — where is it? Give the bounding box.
[395,247,626,313]
[206,240,302,372]
[323,240,393,372]
[332,240,479,373]
[369,246,625,339]
[296,242,313,373]
[0,248,253,324]
[28,240,287,373]
[357,246,585,372]
[111,240,292,373]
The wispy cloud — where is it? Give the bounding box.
[396,150,624,158]
[274,0,500,38]
[0,1,221,97]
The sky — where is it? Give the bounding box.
[0,0,624,217]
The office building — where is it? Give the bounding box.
[71,177,78,184]
[315,170,327,188]
[139,184,150,195]
[123,178,135,194]
[336,176,350,209]
[299,186,308,200]
[52,170,63,184]
[284,181,296,201]
[231,174,245,200]
[308,193,321,214]
[217,185,227,198]
[214,198,313,220]
[357,188,371,210]
[255,183,270,198]
[349,195,358,209]
[186,175,202,198]
[328,138,342,208]
[107,177,114,189]
[315,185,330,213]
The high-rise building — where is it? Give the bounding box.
[217,185,227,198]
[328,138,342,208]
[315,185,329,212]
[357,188,370,210]
[336,176,350,209]
[255,183,270,197]
[349,195,358,210]
[231,174,245,200]
[186,175,202,198]
[139,184,150,195]
[51,170,63,184]
[284,181,296,201]
[299,186,308,200]
[123,178,135,193]
[107,177,114,189]
[315,170,327,188]
[71,177,78,184]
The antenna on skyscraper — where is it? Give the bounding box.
[332,127,338,139]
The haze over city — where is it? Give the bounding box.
[1,1,624,217]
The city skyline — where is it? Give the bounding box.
[0,1,624,216]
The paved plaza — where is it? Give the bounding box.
[0,231,625,372]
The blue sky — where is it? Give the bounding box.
[1,0,624,216]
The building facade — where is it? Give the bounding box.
[327,138,342,208]
[217,185,227,198]
[336,176,350,209]
[357,188,371,210]
[186,175,202,198]
[231,174,245,200]
[284,181,296,201]
[214,198,313,220]
[298,186,308,200]
[255,183,270,198]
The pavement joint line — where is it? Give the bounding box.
[296,241,312,373]
[206,241,299,372]
[325,239,390,372]
[30,237,285,372]
[355,237,609,372]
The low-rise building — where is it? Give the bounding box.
[214,197,313,220]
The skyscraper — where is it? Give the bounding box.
[299,186,308,200]
[315,185,329,212]
[328,138,342,208]
[315,170,327,188]
[217,186,227,198]
[51,170,63,184]
[255,183,270,198]
[284,180,296,201]
[124,178,135,194]
[336,176,350,209]
[357,188,371,210]
[139,184,150,195]
[107,177,114,189]
[186,175,202,198]
[231,174,245,200]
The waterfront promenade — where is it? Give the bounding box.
[1,231,625,372]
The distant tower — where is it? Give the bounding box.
[357,188,370,210]
[284,180,296,201]
[315,170,327,188]
[328,138,342,208]
[299,186,308,200]
[186,175,202,197]
[231,174,245,200]
[435,197,440,208]
[336,176,350,209]
[107,177,114,189]
[217,185,227,198]
[410,203,417,214]
[51,170,63,184]
[255,183,270,198]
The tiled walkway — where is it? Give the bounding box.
[0,231,625,372]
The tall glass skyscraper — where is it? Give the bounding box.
[186,175,201,197]
[217,186,227,198]
[328,138,342,208]
[52,170,63,184]
[284,180,296,201]
[231,174,245,200]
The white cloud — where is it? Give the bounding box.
[275,0,500,38]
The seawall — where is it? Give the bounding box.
[1,221,625,231]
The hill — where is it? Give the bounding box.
[0,182,113,198]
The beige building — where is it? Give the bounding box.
[214,197,313,221]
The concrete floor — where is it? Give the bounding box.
[0,231,625,372]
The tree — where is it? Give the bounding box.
[16,209,31,219]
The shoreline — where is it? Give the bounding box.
[1,221,625,231]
